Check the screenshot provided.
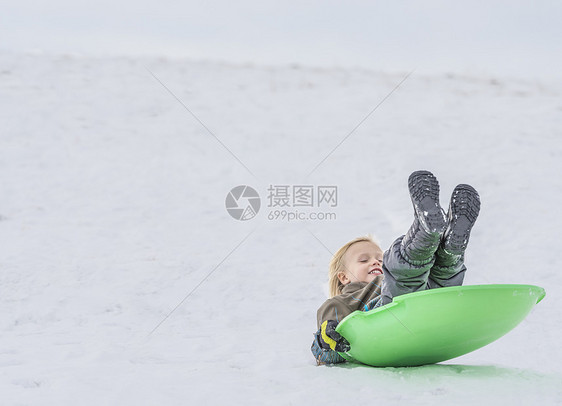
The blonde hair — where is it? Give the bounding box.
[328,235,381,297]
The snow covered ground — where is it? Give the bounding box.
[1,51,561,405]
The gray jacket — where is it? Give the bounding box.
[316,277,384,329]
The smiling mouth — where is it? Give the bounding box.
[369,268,383,276]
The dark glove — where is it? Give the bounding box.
[317,320,350,352]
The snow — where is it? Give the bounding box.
[1,50,561,405]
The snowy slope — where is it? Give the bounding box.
[0,51,561,405]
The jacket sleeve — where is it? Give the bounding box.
[312,298,348,364]
[311,328,347,365]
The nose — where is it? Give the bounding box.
[373,258,382,266]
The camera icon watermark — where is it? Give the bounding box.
[225,185,261,221]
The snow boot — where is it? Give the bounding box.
[400,170,447,264]
[380,171,447,305]
[442,184,481,256]
[429,184,481,287]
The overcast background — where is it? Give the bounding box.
[2,0,561,80]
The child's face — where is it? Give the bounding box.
[338,241,384,286]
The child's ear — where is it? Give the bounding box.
[338,271,350,285]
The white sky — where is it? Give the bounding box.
[1,0,561,79]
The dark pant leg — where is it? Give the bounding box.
[427,247,466,288]
[380,236,435,305]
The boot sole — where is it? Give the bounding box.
[408,171,447,234]
[444,184,481,255]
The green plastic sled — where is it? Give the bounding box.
[335,284,545,367]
